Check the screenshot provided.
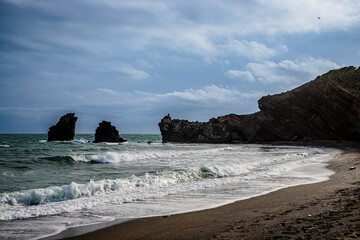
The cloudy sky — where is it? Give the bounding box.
[0,0,359,133]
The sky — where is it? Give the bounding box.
[0,0,359,134]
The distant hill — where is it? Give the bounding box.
[159,66,360,143]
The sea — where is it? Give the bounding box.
[0,134,341,240]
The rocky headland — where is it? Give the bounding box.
[159,66,360,143]
[48,113,78,141]
[93,121,126,143]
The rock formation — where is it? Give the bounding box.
[48,113,77,141]
[159,66,360,143]
[93,121,126,143]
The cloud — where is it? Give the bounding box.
[220,40,280,60]
[219,0,360,35]
[96,88,118,94]
[256,0,360,34]
[91,85,263,106]
[0,0,358,133]
[136,59,154,69]
[225,70,255,82]
[160,85,240,102]
[37,84,263,112]
[150,85,264,120]
[108,62,150,80]
[2,0,359,60]
[242,57,340,84]
[155,85,264,110]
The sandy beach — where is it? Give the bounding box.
[53,142,360,240]
[2,1,359,239]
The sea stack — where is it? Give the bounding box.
[94,121,126,143]
[48,113,77,141]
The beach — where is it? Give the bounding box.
[58,142,360,240]
[2,1,359,239]
[2,135,347,240]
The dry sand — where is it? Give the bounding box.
[60,142,360,240]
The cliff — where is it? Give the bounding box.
[159,66,360,143]
[48,113,77,141]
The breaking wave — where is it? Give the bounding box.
[34,146,325,166]
[71,147,235,164]
[0,164,244,208]
[0,149,324,208]
[0,144,336,221]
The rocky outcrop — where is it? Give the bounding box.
[48,113,77,141]
[158,114,234,143]
[93,121,126,143]
[159,66,360,143]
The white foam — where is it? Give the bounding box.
[284,162,334,182]
[312,148,325,154]
[0,146,343,240]
[0,146,340,221]
[105,142,120,145]
[71,139,91,144]
[2,172,15,177]
[0,165,243,210]
[0,144,11,148]
[71,147,237,164]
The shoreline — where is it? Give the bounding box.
[43,160,334,240]
[50,141,360,240]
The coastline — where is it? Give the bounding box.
[51,141,359,240]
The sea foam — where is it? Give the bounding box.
[0,144,339,221]
[71,139,91,144]
[71,147,235,164]
[0,147,335,221]
[0,164,242,209]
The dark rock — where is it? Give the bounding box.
[93,121,126,143]
[158,114,234,143]
[48,113,77,141]
[159,66,360,143]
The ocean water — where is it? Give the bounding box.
[0,134,340,240]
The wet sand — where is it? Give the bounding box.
[61,142,360,240]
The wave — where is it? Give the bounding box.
[2,172,15,177]
[0,171,221,220]
[27,147,235,165]
[105,142,122,145]
[0,148,323,208]
[0,165,237,208]
[34,146,323,166]
[0,146,337,220]
[43,139,91,144]
[312,148,325,154]
[72,147,235,164]
[36,156,77,164]
[71,139,92,144]
[0,144,11,148]
[41,139,127,145]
